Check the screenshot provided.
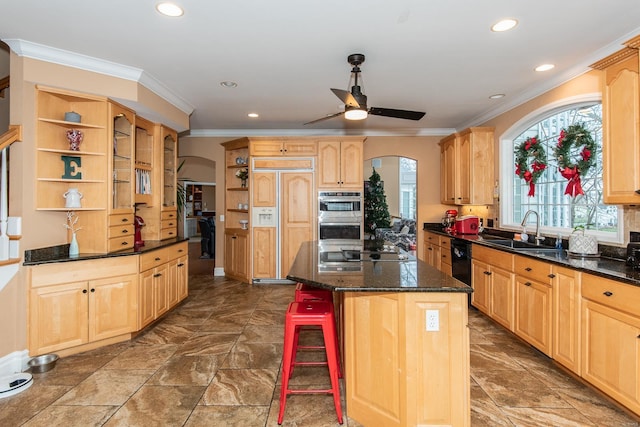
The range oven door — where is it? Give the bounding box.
[319,223,362,241]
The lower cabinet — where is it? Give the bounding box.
[581,273,640,414]
[139,241,189,329]
[225,230,249,281]
[470,245,514,329]
[422,231,451,275]
[29,257,138,356]
[514,256,553,356]
[552,266,581,374]
[28,241,188,357]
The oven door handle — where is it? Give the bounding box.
[319,222,362,226]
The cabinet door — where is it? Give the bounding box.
[111,104,135,212]
[233,233,249,279]
[281,172,314,276]
[89,274,137,341]
[176,256,188,301]
[253,227,277,279]
[457,132,471,204]
[317,141,341,188]
[162,127,177,209]
[471,259,491,314]
[340,140,363,188]
[166,258,179,308]
[139,269,155,329]
[490,266,514,330]
[440,136,457,204]
[283,141,317,156]
[599,52,640,203]
[252,171,276,207]
[154,263,170,318]
[553,266,581,374]
[250,140,285,156]
[29,281,89,355]
[582,299,640,413]
[515,276,552,356]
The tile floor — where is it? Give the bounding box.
[1,274,639,426]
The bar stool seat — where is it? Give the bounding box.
[295,282,333,302]
[278,301,343,425]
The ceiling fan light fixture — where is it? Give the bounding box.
[345,108,368,120]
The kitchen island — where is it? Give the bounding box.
[287,241,472,427]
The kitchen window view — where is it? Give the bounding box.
[501,102,621,242]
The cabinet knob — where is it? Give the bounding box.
[178,249,184,253]
[525,267,532,272]
[524,282,532,286]
[155,257,161,261]
[122,218,129,222]
[83,289,88,294]
[178,263,185,267]
[154,273,162,278]
[90,288,95,293]
[121,241,128,246]
[427,247,432,251]
[484,271,491,275]
[122,229,129,233]
[603,291,613,297]
[548,274,556,278]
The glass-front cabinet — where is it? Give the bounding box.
[135,116,154,206]
[162,129,177,209]
[111,105,134,213]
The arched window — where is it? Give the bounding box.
[500,101,621,243]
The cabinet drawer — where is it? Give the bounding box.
[31,256,138,286]
[161,218,177,230]
[168,241,188,260]
[514,255,552,284]
[582,273,640,317]
[108,224,134,238]
[161,210,177,220]
[439,237,452,251]
[474,245,514,271]
[160,228,177,240]
[140,248,169,271]
[108,235,133,252]
[424,231,439,243]
[109,214,134,227]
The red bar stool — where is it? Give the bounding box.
[278,301,343,425]
[295,282,333,302]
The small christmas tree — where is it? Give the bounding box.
[364,168,391,237]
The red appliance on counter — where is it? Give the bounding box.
[134,215,145,247]
[455,215,479,235]
[442,209,458,234]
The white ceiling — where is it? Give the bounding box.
[2,0,640,136]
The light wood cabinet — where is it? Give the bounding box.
[581,273,640,414]
[138,241,189,329]
[134,116,154,206]
[250,139,317,157]
[29,257,138,356]
[439,235,452,275]
[552,266,581,374]
[471,245,514,329]
[422,231,451,275]
[224,230,249,281]
[317,139,363,189]
[514,255,553,356]
[591,37,640,204]
[252,227,277,279]
[439,127,494,205]
[280,172,314,276]
[344,291,470,427]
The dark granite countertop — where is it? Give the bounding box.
[286,241,472,293]
[23,238,188,266]
[423,224,640,287]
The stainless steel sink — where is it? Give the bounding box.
[484,238,559,253]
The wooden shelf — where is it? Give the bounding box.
[37,148,105,156]
[37,118,105,129]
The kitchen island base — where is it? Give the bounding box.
[344,291,470,427]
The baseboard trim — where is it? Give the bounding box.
[213,267,225,276]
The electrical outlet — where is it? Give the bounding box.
[426,310,439,332]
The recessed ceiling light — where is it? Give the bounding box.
[156,2,184,17]
[491,19,518,32]
[247,113,259,118]
[535,64,555,72]
[489,94,505,99]
[220,81,238,88]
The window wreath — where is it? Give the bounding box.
[515,136,547,197]
[554,123,596,197]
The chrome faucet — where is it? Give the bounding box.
[521,210,545,245]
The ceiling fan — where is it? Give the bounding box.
[305,53,426,125]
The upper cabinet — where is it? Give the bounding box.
[250,139,317,157]
[591,36,640,204]
[110,103,134,214]
[439,127,494,205]
[317,138,364,189]
[162,127,177,211]
[134,116,154,206]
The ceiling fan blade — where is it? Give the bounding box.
[304,111,346,125]
[368,107,426,121]
[330,88,360,108]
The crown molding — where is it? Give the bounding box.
[186,127,455,138]
[3,39,194,115]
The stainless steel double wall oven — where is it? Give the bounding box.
[318,191,363,242]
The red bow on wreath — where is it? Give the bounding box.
[559,166,583,197]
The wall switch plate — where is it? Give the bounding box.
[426,310,439,332]
[219,215,224,222]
